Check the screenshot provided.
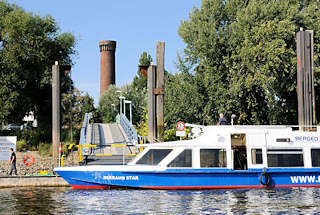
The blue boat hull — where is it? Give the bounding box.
[54,168,320,189]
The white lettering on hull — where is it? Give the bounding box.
[103,175,139,181]
[290,175,320,183]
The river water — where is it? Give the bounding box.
[0,187,320,214]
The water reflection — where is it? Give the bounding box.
[1,187,320,214]
[0,187,71,215]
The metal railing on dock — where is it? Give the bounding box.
[77,112,142,165]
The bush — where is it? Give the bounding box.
[62,141,73,156]
[38,142,74,157]
[20,129,49,149]
[17,139,28,152]
[164,127,191,142]
[38,142,52,157]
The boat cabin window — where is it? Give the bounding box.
[251,148,263,165]
[267,149,304,167]
[168,149,192,167]
[200,149,226,168]
[136,149,172,165]
[311,149,320,167]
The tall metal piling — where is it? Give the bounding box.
[52,61,60,167]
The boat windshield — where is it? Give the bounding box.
[136,149,172,165]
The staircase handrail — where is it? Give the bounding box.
[118,113,138,145]
[79,113,92,146]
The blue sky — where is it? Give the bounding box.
[12,0,201,105]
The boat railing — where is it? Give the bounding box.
[152,138,162,143]
[229,124,318,129]
[205,124,320,132]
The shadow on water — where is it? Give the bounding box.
[1,187,320,214]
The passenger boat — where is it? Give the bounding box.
[54,125,320,189]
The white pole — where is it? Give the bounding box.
[124,101,126,118]
[58,142,62,167]
[129,103,132,124]
[119,96,125,115]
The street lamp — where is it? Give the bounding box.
[119,96,125,114]
[111,103,115,110]
[124,100,132,123]
[231,114,236,126]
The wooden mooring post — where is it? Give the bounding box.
[296,29,315,129]
[147,42,165,142]
[52,62,71,167]
[156,42,165,142]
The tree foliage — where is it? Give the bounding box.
[0,1,76,128]
[139,51,152,66]
[99,52,151,126]
[98,83,147,126]
[178,0,320,125]
[98,85,120,123]
[165,60,204,126]
[61,88,95,142]
[132,51,152,92]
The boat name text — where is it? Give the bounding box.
[103,175,139,180]
[295,136,319,142]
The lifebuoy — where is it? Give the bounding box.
[23,155,35,167]
[259,171,270,186]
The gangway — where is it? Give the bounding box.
[78,113,139,165]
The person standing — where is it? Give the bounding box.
[9,148,17,175]
[219,113,227,125]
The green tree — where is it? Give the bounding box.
[122,83,147,125]
[98,85,120,123]
[132,51,152,92]
[99,52,151,125]
[0,1,75,129]
[165,60,204,126]
[98,83,147,126]
[62,88,95,143]
[178,0,320,125]
[130,52,152,125]
[139,51,152,66]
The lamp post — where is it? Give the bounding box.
[231,114,236,126]
[124,100,132,123]
[111,103,116,117]
[119,96,125,115]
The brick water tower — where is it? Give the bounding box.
[99,40,116,96]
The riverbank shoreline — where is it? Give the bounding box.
[0,150,76,187]
[0,175,69,188]
[0,151,78,177]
